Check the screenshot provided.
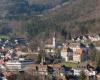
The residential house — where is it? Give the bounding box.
[44,37,56,54]
[67,47,73,61]
[16,51,31,57]
[61,43,84,62]
[72,69,81,76]
[5,59,34,71]
[96,73,100,80]
[72,35,88,42]
[68,43,87,62]
[61,44,68,61]
[73,46,82,62]
[89,35,100,42]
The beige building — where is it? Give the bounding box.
[73,46,82,62]
[61,43,83,62]
[44,37,56,54]
[61,44,68,61]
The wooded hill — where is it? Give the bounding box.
[0,0,99,42]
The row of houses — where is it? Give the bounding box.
[0,37,34,79]
[72,34,100,42]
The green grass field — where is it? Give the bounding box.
[0,35,9,39]
[60,62,78,68]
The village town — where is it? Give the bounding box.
[0,34,100,80]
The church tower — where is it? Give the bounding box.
[52,32,56,48]
[53,37,56,48]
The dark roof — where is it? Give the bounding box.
[67,47,73,52]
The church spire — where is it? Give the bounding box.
[53,32,56,48]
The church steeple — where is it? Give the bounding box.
[53,32,56,48]
[53,37,55,48]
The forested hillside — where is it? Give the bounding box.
[0,0,67,18]
[0,0,99,43]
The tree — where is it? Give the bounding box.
[88,48,97,62]
[37,50,46,63]
[37,53,42,63]
[88,43,97,64]
[0,26,12,35]
[88,43,100,66]
[80,25,88,35]
[61,28,68,40]
[89,43,95,49]
[95,51,100,66]
[79,71,87,80]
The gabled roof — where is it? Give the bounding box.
[68,43,80,48]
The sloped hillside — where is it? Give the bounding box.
[42,0,100,35]
[0,0,100,41]
[27,0,67,5]
[0,0,68,19]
